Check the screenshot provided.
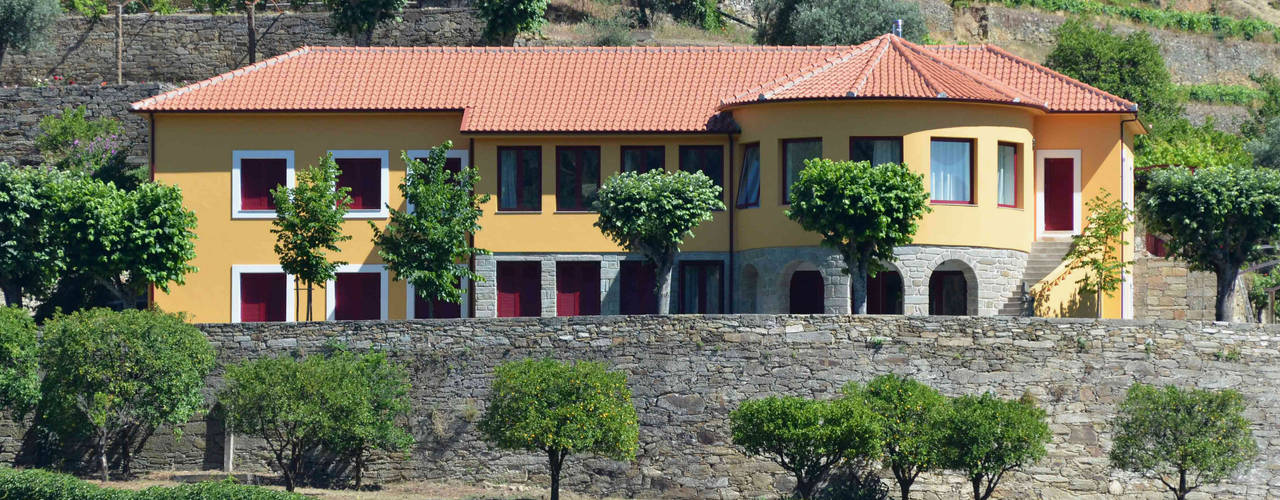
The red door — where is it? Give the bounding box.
[619,261,658,315]
[497,262,541,317]
[556,262,600,316]
[789,270,825,314]
[1044,158,1074,231]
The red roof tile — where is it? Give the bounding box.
[132,35,1137,132]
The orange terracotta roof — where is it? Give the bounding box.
[132,35,1137,133]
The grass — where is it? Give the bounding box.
[103,472,638,500]
[540,0,753,46]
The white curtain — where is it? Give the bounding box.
[931,140,971,202]
[737,146,760,207]
[870,139,902,166]
[784,140,823,197]
[997,144,1017,206]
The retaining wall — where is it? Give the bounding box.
[0,83,169,167]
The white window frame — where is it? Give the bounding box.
[325,264,389,321]
[329,150,390,219]
[231,150,295,219]
[406,277,471,319]
[230,265,296,323]
[403,148,470,213]
[1034,149,1082,239]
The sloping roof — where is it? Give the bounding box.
[131,34,1137,133]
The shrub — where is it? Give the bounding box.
[1045,19,1182,124]
[1110,384,1258,500]
[474,0,547,44]
[221,355,331,492]
[479,359,638,500]
[35,106,143,189]
[1139,119,1252,169]
[971,0,1280,42]
[1177,84,1265,105]
[0,0,61,69]
[844,375,947,500]
[0,307,39,419]
[38,308,214,481]
[753,0,924,45]
[940,393,1050,500]
[730,395,882,500]
[321,348,414,489]
[0,467,305,499]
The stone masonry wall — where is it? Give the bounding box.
[1134,223,1254,322]
[0,83,171,167]
[6,315,1275,499]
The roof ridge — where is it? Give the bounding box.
[130,46,313,111]
[979,44,1138,111]
[303,44,860,53]
[896,37,1040,105]
[849,37,892,97]
[720,38,882,104]
[891,37,944,98]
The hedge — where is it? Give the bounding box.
[0,468,305,500]
[1177,83,1265,105]
[960,0,1280,42]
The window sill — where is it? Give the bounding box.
[232,210,279,220]
[344,209,390,220]
[997,204,1023,210]
[930,201,976,206]
[554,210,598,214]
[495,210,542,214]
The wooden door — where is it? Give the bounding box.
[1044,157,1074,231]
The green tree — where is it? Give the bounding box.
[1140,119,1252,170]
[844,375,947,500]
[1138,165,1280,321]
[1110,384,1258,500]
[0,165,67,307]
[35,106,143,188]
[593,170,724,314]
[270,155,352,321]
[730,395,882,500]
[0,307,40,418]
[478,359,639,500]
[62,0,175,83]
[752,0,925,45]
[1242,73,1280,140]
[1247,117,1280,169]
[1045,19,1181,123]
[322,347,414,489]
[191,0,305,64]
[629,0,721,30]
[321,0,406,45]
[38,308,214,481]
[0,0,60,69]
[1247,270,1280,322]
[940,393,1050,500]
[785,159,929,314]
[1062,190,1134,316]
[473,0,546,44]
[372,146,488,315]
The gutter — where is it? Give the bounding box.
[727,131,736,313]
[1120,115,1141,320]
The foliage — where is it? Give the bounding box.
[0,0,60,68]
[589,16,635,46]
[473,0,547,44]
[1063,190,1134,300]
[222,355,330,491]
[0,468,306,500]
[479,359,638,500]
[940,393,1050,500]
[35,106,142,188]
[373,146,488,312]
[61,0,172,18]
[1247,270,1280,322]
[593,170,723,314]
[1045,19,1181,123]
[38,308,214,481]
[319,347,414,489]
[320,0,406,45]
[1138,165,1280,320]
[1243,73,1280,139]
[1110,384,1258,500]
[270,155,351,321]
[0,165,67,307]
[0,307,39,418]
[1139,119,1252,169]
[785,159,929,314]
[844,375,947,500]
[629,0,722,30]
[730,395,882,500]
[814,461,890,500]
[967,0,1280,43]
[36,106,122,168]
[1247,116,1280,169]
[1177,84,1265,105]
[753,0,925,45]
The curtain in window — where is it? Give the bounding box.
[737,145,760,207]
[930,140,971,203]
[997,143,1017,206]
[680,262,723,313]
[679,146,724,188]
[623,147,663,173]
[499,149,517,210]
[851,138,903,166]
[784,139,822,201]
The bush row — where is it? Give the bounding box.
[960,0,1280,42]
[1178,83,1266,105]
[0,468,304,500]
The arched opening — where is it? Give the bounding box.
[789,270,825,314]
[928,259,977,316]
[739,264,759,313]
[867,270,904,314]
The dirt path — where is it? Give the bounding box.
[99,472,633,500]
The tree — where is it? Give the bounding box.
[0,0,60,69]
[1062,190,1134,317]
[270,155,352,321]
[473,0,547,44]
[752,0,925,45]
[1110,384,1258,500]
[0,307,40,419]
[1140,119,1251,170]
[785,159,929,314]
[628,0,721,30]
[844,375,947,500]
[478,359,639,500]
[37,106,142,189]
[1044,19,1182,123]
[191,0,305,64]
[322,347,414,490]
[38,308,214,481]
[372,146,488,315]
[940,393,1050,500]
[730,395,882,500]
[321,0,406,46]
[1138,165,1280,320]
[593,170,723,314]
[62,0,176,84]
[0,165,67,307]
[1247,270,1280,322]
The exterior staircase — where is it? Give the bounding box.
[997,240,1074,316]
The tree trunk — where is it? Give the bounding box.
[850,253,869,314]
[655,254,674,315]
[795,475,819,499]
[1215,263,1240,321]
[971,477,982,500]
[98,438,110,482]
[247,5,257,64]
[1177,469,1189,500]
[116,3,124,84]
[305,282,313,321]
[1,284,21,308]
[898,477,912,500]
[354,449,364,489]
[547,449,564,500]
[0,45,7,72]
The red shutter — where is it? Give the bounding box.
[335,272,381,320]
[620,261,658,314]
[240,273,286,322]
[240,158,287,210]
[336,158,381,210]
[498,262,541,317]
[557,262,600,316]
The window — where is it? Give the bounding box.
[1146,234,1169,258]
[849,137,903,166]
[497,261,541,317]
[782,138,822,203]
[621,146,664,173]
[325,265,388,321]
[619,260,658,315]
[407,149,468,179]
[679,260,723,314]
[231,151,293,219]
[556,261,600,316]
[930,139,974,204]
[498,147,542,211]
[679,146,724,203]
[928,270,968,316]
[556,146,601,212]
[788,270,824,314]
[231,265,294,322]
[330,150,390,218]
[407,278,468,319]
[997,142,1019,208]
[737,143,760,208]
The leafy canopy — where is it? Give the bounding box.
[730,395,882,500]
[1247,270,1280,322]
[319,346,414,489]
[271,155,352,290]
[321,0,406,44]
[373,145,489,308]
[0,0,61,67]
[473,0,547,43]
[940,393,1050,500]
[0,307,40,418]
[752,0,926,45]
[62,0,173,18]
[593,170,723,262]
[1110,384,1258,500]
[1044,19,1181,123]
[1140,119,1251,169]
[0,165,68,306]
[1063,190,1134,298]
[844,375,947,500]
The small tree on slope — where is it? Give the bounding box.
[271,155,352,321]
[940,393,1050,500]
[845,374,947,500]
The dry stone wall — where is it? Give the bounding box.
[11,315,1274,499]
[0,83,169,167]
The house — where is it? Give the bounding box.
[131,33,1144,323]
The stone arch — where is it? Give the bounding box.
[867,261,905,314]
[739,264,760,313]
[778,260,821,314]
[927,258,979,316]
